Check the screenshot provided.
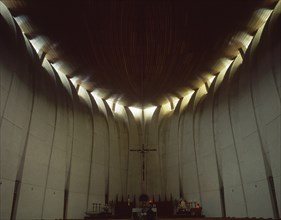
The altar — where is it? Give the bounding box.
[132,207,157,220]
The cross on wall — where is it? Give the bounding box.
[129,144,157,181]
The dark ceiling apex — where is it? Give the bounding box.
[5,0,273,107]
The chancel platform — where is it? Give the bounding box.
[132,207,157,220]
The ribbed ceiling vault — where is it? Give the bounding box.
[2,0,278,108]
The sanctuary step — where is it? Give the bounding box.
[84,217,277,220]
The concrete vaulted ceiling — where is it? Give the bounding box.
[3,0,276,108]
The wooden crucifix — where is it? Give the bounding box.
[130,144,157,181]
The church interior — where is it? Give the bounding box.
[0,0,280,219]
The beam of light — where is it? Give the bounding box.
[105,98,125,115]
[161,102,172,114]
[158,95,181,115]
[29,35,48,53]
[14,15,31,36]
[69,76,80,88]
[247,8,273,33]
[14,15,28,26]
[218,58,233,70]
[217,66,228,82]
[212,57,234,74]
[161,96,180,113]
[185,90,195,99]
[236,32,253,50]
[208,75,216,85]
[77,86,92,105]
[114,102,124,114]
[128,106,142,119]
[253,8,273,24]
[1,0,24,9]
[91,91,107,115]
[90,88,110,100]
[144,106,157,119]
[179,90,195,113]
[199,82,208,96]
[170,97,180,110]
[105,99,114,110]
[51,61,66,75]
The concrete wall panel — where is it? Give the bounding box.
[0,179,15,219]
[67,192,88,218]
[244,180,273,218]
[16,184,44,219]
[42,189,64,219]
[224,185,246,217]
[201,190,221,217]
